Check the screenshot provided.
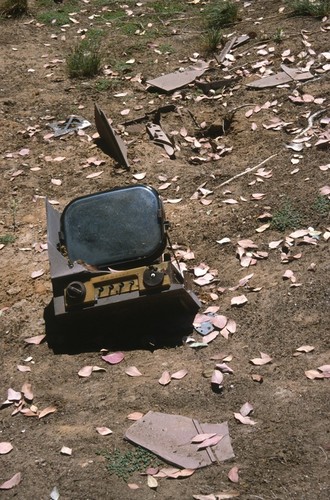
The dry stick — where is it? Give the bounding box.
[214,153,278,190]
[293,108,329,139]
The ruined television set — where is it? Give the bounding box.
[44,185,200,349]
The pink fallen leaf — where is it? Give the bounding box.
[269,239,283,249]
[101,352,124,365]
[319,185,330,196]
[60,446,72,456]
[96,427,112,436]
[239,402,253,417]
[191,433,217,444]
[234,413,257,425]
[39,405,57,419]
[251,374,263,383]
[212,314,227,329]
[51,178,62,186]
[17,365,31,372]
[125,366,143,377]
[146,467,159,475]
[127,412,144,420]
[223,199,238,204]
[231,295,248,307]
[237,239,258,249]
[289,229,309,239]
[21,382,33,402]
[0,442,13,454]
[24,334,45,345]
[226,319,236,334]
[159,371,171,386]
[171,369,188,380]
[78,366,93,377]
[215,363,234,374]
[203,330,219,344]
[250,352,272,365]
[211,370,224,388]
[7,388,21,401]
[318,365,330,373]
[204,306,220,314]
[0,472,21,490]
[197,434,224,450]
[305,369,324,380]
[228,466,239,483]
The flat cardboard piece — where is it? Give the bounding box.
[147,61,209,92]
[94,103,130,169]
[125,411,234,469]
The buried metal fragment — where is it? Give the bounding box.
[146,61,209,92]
[247,65,313,89]
[94,103,130,169]
[147,122,175,158]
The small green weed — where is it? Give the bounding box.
[67,39,102,78]
[202,27,222,54]
[273,28,284,44]
[99,447,162,481]
[36,1,79,25]
[0,0,27,17]
[0,234,16,245]
[206,1,239,29]
[312,195,330,216]
[288,0,330,16]
[271,201,302,232]
[95,78,112,92]
[151,0,186,17]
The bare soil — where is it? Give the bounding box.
[0,1,329,499]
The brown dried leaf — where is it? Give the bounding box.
[239,402,253,417]
[196,434,224,450]
[250,352,272,365]
[78,366,93,378]
[17,365,31,373]
[171,369,188,380]
[231,295,248,307]
[296,345,315,353]
[21,382,33,402]
[127,412,144,420]
[24,334,46,345]
[191,433,217,444]
[305,370,324,380]
[211,370,224,387]
[39,405,57,419]
[251,374,263,383]
[147,475,158,489]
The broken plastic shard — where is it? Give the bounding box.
[195,321,214,336]
[48,115,91,137]
[125,411,234,469]
[94,103,130,169]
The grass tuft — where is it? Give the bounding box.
[67,39,102,78]
[99,446,162,481]
[271,201,302,232]
[206,0,239,29]
[288,0,330,16]
[0,234,16,245]
[0,0,28,17]
[202,27,222,54]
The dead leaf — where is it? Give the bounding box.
[39,405,57,419]
[171,369,188,380]
[251,374,263,383]
[147,475,158,489]
[234,413,257,425]
[24,334,46,345]
[125,366,143,377]
[86,171,103,179]
[17,365,31,373]
[31,269,44,279]
[0,442,13,454]
[101,352,124,364]
[239,402,253,417]
[231,295,248,307]
[191,433,217,444]
[78,366,93,377]
[250,352,272,365]
[196,434,224,450]
[128,483,140,490]
[7,388,21,401]
[211,370,224,387]
[159,371,171,386]
[21,382,33,402]
[228,466,239,483]
[127,412,144,420]
[305,369,324,380]
[96,427,112,436]
[296,345,315,353]
[133,172,146,180]
[0,472,21,490]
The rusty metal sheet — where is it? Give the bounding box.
[94,103,129,169]
[147,122,175,158]
[146,61,209,92]
[247,65,313,89]
[281,64,313,81]
[125,411,234,469]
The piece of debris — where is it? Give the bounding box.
[94,103,130,169]
[48,115,91,137]
[247,64,313,89]
[146,122,175,158]
[146,61,209,92]
[125,411,234,469]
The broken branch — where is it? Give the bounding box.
[214,154,277,190]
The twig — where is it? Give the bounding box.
[293,108,329,139]
[214,153,277,190]
[319,446,328,463]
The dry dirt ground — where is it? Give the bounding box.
[0,1,329,499]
